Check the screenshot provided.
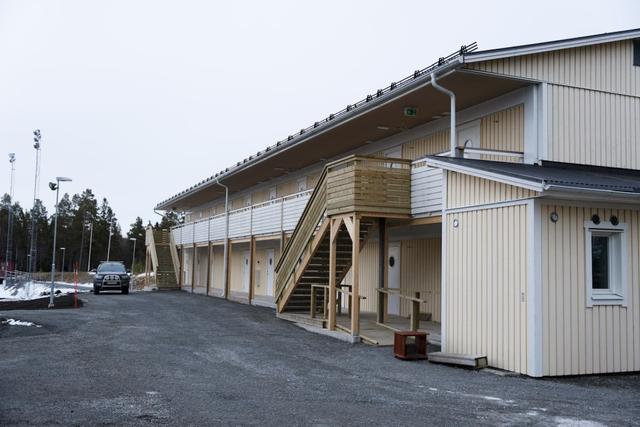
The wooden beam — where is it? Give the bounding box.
[351,215,360,337]
[328,218,337,331]
[249,236,255,304]
[206,241,212,296]
[191,244,196,293]
[377,218,386,324]
[343,216,355,241]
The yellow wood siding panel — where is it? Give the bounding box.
[210,246,224,290]
[402,129,449,160]
[548,84,640,169]
[466,40,640,96]
[400,238,441,321]
[446,172,538,209]
[540,204,640,376]
[480,104,524,162]
[445,204,529,374]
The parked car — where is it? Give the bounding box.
[93,261,130,295]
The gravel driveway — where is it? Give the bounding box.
[1,291,639,426]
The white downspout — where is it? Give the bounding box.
[215,179,230,298]
[431,73,457,156]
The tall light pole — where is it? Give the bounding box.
[86,221,94,271]
[106,218,114,261]
[28,130,42,279]
[5,153,16,285]
[49,176,72,308]
[129,237,137,273]
[60,247,66,282]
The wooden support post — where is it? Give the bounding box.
[323,287,328,319]
[310,287,316,319]
[249,236,255,304]
[328,220,337,330]
[411,292,421,331]
[224,239,231,299]
[191,244,196,293]
[178,246,184,288]
[377,218,386,324]
[351,215,360,337]
[206,242,212,296]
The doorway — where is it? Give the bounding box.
[388,242,401,315]
[242,251,250,293]
[266,249,275,296]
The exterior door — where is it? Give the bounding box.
[388,243,401,316]
[242,251,250,293]
[266,249,275,296]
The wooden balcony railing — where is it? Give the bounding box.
[326,155,411,217]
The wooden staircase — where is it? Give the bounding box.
[275,155,409,318]
[147,229,179,290]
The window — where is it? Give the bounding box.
[243,194,251,207]
[269,186,277,200]
[585,220,627,306]
[297,177,307,192]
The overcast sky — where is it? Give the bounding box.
[1,0,638,229]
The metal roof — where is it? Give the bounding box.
[426,157,640,195]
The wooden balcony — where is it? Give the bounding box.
[326,155,411,217]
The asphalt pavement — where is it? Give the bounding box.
[1,291,639,426]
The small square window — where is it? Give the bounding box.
[585,221,627,307]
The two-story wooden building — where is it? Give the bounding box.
[147,29,640,377]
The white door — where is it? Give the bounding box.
[242,251,250,292]
[266,249,275,296]
[388,243,401,316]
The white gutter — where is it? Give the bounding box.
[215,179,230,298]
[430,73,457,157]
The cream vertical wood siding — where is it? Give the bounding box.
[342,236,441,320]
[402,130,449,160]
[540,203,640,375]
[445,204,529,374]
[547,85,640,168]
[229,244,249,293]
[400,238,441,321]
[466,40,640,97]
[193,246,208,294]
[446,172,538,209]
[181,247,193,291]
[210,245,224,292]
[480,104,524,162]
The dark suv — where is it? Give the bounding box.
[93,261,130,294]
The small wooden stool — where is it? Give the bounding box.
[394,331,428,360]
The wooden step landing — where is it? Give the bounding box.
[277,312,326,329]
[428,352,488,369]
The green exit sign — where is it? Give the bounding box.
[404,107,418,117]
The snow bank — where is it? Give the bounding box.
[1,318,42,327]
[0,281,92,301]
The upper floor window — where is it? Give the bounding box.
[297,177,307,192]
[585,218,627,307]
[244,194,251,207]
[269,186,277,200]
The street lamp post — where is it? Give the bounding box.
[129,237,137,274]
[60,247,66,282]
[49,177,72,308]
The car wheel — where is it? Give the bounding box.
[94,287,100,295]
[122,287,129,295]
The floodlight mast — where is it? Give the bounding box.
[49,176,72,308]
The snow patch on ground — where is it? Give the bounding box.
[1,318,42,327]
[0,281,92,301]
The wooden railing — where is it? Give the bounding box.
[326,155,411,216]
[274,169,328,300]
[376,289,427,331]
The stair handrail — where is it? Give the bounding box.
[274,167,328,300]
[145,226,159,278]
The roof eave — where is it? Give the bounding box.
[465,28,640,63]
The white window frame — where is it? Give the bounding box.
[297,177,307,192]
[584,220,628,307]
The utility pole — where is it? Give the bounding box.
[106,218,114,261]
[5,153,16,285]
[87,221,94,271]
[28,130,42,280]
